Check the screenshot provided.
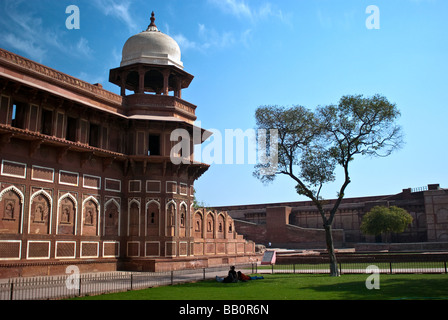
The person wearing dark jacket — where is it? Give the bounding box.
[223,266,237,283]
[216,266,238,283]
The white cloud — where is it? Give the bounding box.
[198,24,236,49]
[0,33,47,62]
[0,0,95,62]
[171,23,243,53]
[208,0,290,24]
[173,34,199,51]
[76,38,94,57]
[209,0,253,19]
[165,1,291,55]
[92,0,137,32]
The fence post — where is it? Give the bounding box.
[389,262,393,274]
[78,276,82,297]
[171,271,174,285]
[271,264,274,274]
[203,268,206,281]
[444,261,447,274]
[9,281,13,301]
[131,274,133,291]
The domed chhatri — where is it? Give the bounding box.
[110,11,194,99]
[121,12,183,69]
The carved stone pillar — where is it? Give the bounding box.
[120,71,128,96]
[138,68,145,93]
[162,69,170,95]
[175,77,182,99]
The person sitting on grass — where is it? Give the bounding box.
[216,266,238,283]
[237,271,251,282]
[238,271,264,281]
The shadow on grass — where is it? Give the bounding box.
[299,274,448,300]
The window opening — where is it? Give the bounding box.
[41,109,53,135]
[66,117,77,142]
[11,102,26,129]
[89,123,100,147]
[148,135,160,156]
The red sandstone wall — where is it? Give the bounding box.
[233,220,266,244]
[233,211,344,249]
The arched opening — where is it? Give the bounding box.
[144,70,164,94]
[125,71,139,93]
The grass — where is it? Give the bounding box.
[73,273,448,300]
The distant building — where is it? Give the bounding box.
[216,184,448,250]
[0,12,257,278]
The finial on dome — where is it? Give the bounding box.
[150,11,156,27]
[146,11,158,31]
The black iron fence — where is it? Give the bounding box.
[257,260,448,275]
[0,264,256,301]
[267,252,448,275]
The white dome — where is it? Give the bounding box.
[120,12,183,69]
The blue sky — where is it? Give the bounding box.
[0,0,447,207]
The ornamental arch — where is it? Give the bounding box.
[0,186,24,234]
[146,199,160,236]
[104,198,120,237]
[57,193,77,235]
[29,189,52,235]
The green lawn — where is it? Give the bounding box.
[74,273,448,300]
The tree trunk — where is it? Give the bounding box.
[324,224,340,277]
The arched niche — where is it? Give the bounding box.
[128,199,140,236]
[165,200,176,237]
[179,202,187,237]
[146,200,160,236]
[104,198,120,237]
[0,186,24,234]
[58,193,77,235]
[217,213,226,239]
[206,212,215,239]
[82,196,100,236]
[29,190,52,234]
[194,211,203,239]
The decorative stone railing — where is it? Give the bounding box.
[0,48,122,106]
[124,94,196,114]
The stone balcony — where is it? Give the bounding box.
[123,93,197,123]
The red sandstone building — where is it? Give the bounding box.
[0,13,257,278]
